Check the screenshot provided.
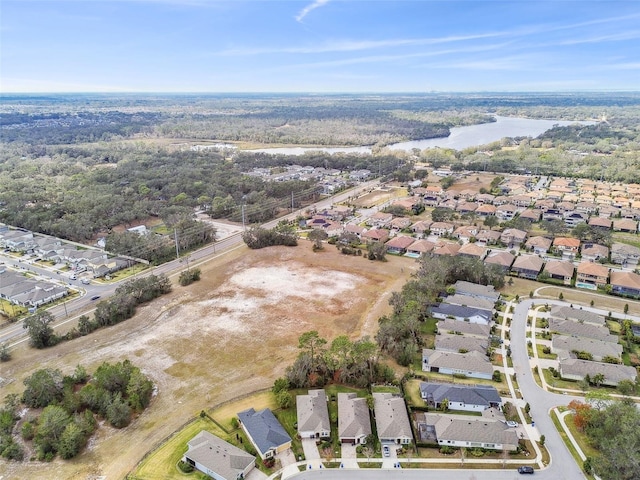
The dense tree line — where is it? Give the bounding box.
[283,331,395,389]
[241,225,298,249]
[1,361,153,462]
[376,256,504,365]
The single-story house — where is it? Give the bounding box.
[430,303,492,325]
[548,318,617,343]
[552,237,581,258]
[551,335,623,362]
[483,251,515,272]
[417,409,518,451]
[453,225,479,243]
[550,305,605,326]
[338,393,371,445]
[373,393,413,445]
[297,389,331,440]
[385,235,416,255]
[475,230,502,246]
[182,430,255,480]
[576,262,609,289]
[237,408,292,460]
[452,281,500,302]
[559,358,637,386]
[432,242,461,257]
[437,319,491,339]
[475,204,496,217]
[610,270,640,297]
[419,382,502,412]
[435,333,488,354]
[588,217,612,229]
[511,255,544,280]
[422,349,493,380]
[542,260,575,285]
[343,224,365,239]
[361,228,390,244]
[457,242,487,260]
[406,239,436,257]
[443,293,494,311]
[518,208,542,222]
[389,216,412,232]
[613,218,638,233]
[411,220,433,238]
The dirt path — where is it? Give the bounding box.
[0,242,412,480]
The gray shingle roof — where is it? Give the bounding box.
[184,430,254,479]
[373,393,413,441]
[296,389,330,436]
[443,294,495,311]
[437,319,491,338]
[453,281,500,301]
[431,304,492,323]
[337,393,371,440]
[237,408,291,457]
[422,349,493,375]
[419,382,501,408]
[435,333,488,354]
[422,412,518,449]
[560,358,637,385]
[550,306,605,325]
[552,335,622,360]
[548,318,617,343]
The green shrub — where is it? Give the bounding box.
[178,460,194,473]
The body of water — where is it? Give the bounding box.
[244,116,591,156]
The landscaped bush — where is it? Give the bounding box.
[439,445,455,454]
[178,460,194,473]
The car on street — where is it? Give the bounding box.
[90,295,101,301]
[518,466,534,474]
[382,445,390,457]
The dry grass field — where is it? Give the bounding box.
[0,241,414,480]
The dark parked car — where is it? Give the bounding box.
[518,466,534,474]
[90,295,101,301]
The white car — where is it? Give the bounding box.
[382,445,391,457]
[506,421,518,427]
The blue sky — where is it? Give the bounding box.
[1,0,639,92]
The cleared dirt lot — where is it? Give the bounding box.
[0,242,414,480]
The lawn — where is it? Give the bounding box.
[551,410,597,480]
[536,344,557,360]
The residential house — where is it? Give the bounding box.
[542,260,575,285]
[437,319,491,339]
[535,199,556,211]
[343,224,365,240]
[430,304,492,325]
[548,318,617,343]
[518,209,542,223]
[576,262,609,289]
[559,359,637,387]
[610,271,640,297]
[0,230,35,251]
[511,255,544,280]
[475,204,497,217]
[576,201,598,215]
[483,251,515,272]
[581,243,609,262]
[453,281,500,302]
[475,230,501,246]
[557,201,577,212]
[511,194,532,208]
[542,208,564,222]
[430,222,455,237]
[366,212,393,228]
[613,218,638,233]
[476,193,496,204]
[551,335,622,362]
[457,243,487,260]
[500,228,527,249]
[525,236,552,255]
[432,242,460,257]
[406,239,436,257]
[237,408,292,460]
[550,306,605,326]
[564,211,588,228]
[495,204,519,222]
[419,382,502,412]
[373,393,413,445]
[297,390,331,440]
[456,201,479,215]
[552,237,581,259]
[453,225,479,243]
[389,216,412,232]
[411,220,433,238]
[385,235,415,255]
[598,205,619,218]
[416,410,518,451]
[435,333,488,354]
[611,242,640,266]
[588,217,612,229]
[443,294,494,311]
[338,393,371,445]
[422,349,493,380]
[182,430,255,480]
[361,229,389,244]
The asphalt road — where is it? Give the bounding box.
[0,180,380,347]
[288,467,548,480]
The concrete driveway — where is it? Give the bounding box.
[277,448,299,478]
[301,438,323,469]
[339,442,359,468]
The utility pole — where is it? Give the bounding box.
[241,204,246,231]
[291,191,294,213]
[174,229,180,261]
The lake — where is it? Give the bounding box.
[244,116,591,156]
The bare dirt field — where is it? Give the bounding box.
[0,242,414,480]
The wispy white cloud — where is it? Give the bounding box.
[557,30,640,46]
[296,0,331,23]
